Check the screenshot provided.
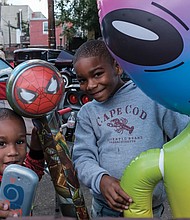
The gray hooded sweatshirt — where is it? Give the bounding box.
[72,81,190,208]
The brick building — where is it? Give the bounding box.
[30,13,63,48]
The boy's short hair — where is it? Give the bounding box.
[73,39,114,65]
[0,108,26,130]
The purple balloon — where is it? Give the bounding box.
[98,0,190,115]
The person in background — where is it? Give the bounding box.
[0,108,44,218]
[72,39,190,218]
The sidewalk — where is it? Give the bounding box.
[33,172,172,219]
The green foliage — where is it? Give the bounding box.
[55,0,101,39]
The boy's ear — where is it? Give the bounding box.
[114,61,123,76]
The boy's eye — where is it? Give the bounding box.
[94,71,103,78]
[0,141,5,147]
[16,140,25,145]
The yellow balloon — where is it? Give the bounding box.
[120,149,161,218]
[164,123,190,218]
[120,123,190,218]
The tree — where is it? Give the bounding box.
[55,0,101,40]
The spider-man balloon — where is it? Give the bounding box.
[6,59,64,118]
[98,0,190,115]
[6,60,89,219]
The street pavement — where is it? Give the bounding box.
[32,174,92,217]
[32,173,172,219]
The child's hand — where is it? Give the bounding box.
[29,126,43,151]
[0,200,18,218]
[100,175,132,212]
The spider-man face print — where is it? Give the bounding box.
[98,0,190,115]
[7,60,64,118]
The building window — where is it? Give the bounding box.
[43,21,48,34]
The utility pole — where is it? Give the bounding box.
[19,9,23,48]
[8,21,11,49]
[48,0,56,49]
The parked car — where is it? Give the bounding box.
[13,48,63,67]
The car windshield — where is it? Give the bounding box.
[14,50,61,63]
[16,51,46,60]
[48,51,61,60]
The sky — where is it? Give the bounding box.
[7,0,48,18]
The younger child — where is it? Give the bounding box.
[0,108,44,218]
[72,40,190,218]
